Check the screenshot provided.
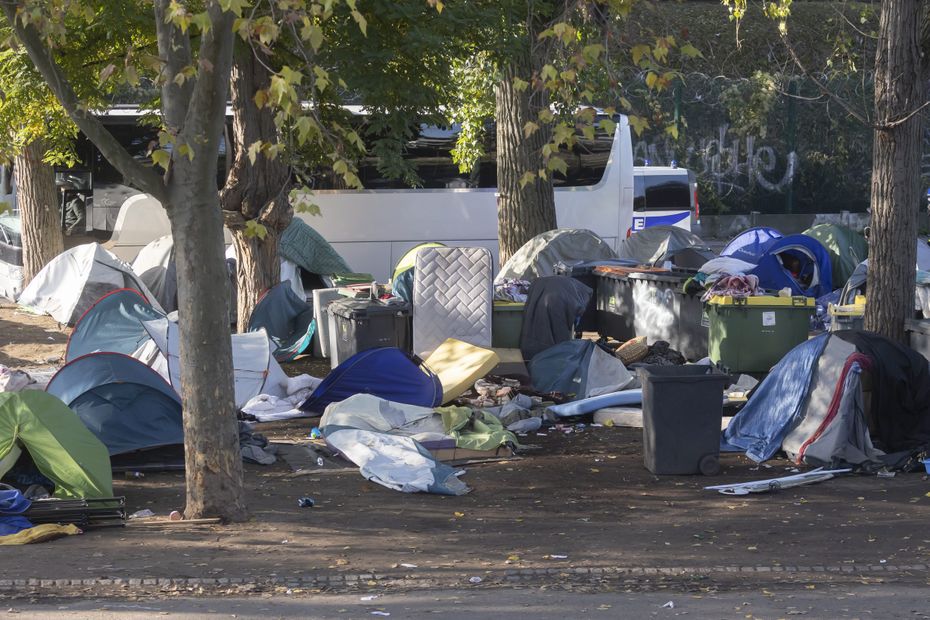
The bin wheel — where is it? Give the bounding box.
[699,454,721,476]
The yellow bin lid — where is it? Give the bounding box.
[707,295,815,307]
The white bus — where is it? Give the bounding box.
[108,115,636,280]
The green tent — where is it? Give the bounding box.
[0,391,113,499]
[802,223,868,286]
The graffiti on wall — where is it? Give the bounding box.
[634,123,797,197]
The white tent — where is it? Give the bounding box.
[132,235,177,313]
[139,317,288,408]
[17,243,163,325]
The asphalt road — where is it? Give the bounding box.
[9,583,930,619]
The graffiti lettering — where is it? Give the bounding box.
[634,124,797,196]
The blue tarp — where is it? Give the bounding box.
[66,289,164,362]
[722,334,829,462]
[749,234,833,298]
[46,352,184,456]
[0,489,32,537]
[721,227,783,264]
[299,347,443,414]
[248,282,315,362]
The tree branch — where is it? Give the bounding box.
[180,1,235,179]
[780,33,871,127]
[154,0,194,132]
[1,2,168,203]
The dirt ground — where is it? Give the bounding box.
[2,304,930,592]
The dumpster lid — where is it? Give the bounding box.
[593,265,670,278]
[905,318,930,335]
[330,298,409,319]
[706,295,815,307]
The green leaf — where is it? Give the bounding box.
[177,143,194,161]
[304,23,324,52]
[523,121,539,138]
[518,171,536,188]
[244,219,268,240]
[631,44,651,66]
[151,149,171,170]
[351,9,367,36]
[513,77,529,92]
[254,89,268,109]
[618,97,632,111]
[218,0,250,17]
[628,115,650,136]
[665,124,680,140]
[599,118,617,136]
[645,72,658,90]
[540,65,558,81]
[547,155,568,176]
[582,44,605,63]
[680,42,703,59]
[247,140,263,165]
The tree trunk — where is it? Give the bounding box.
[168,178,246,521]
[494,47,556,266]
[863,0,926,343]
[221,44,293,333]
[14,140,63,284]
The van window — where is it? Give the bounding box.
[634,174,690,211]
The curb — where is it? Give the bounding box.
[0,563,926,596]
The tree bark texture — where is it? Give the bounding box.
[14,140,63,284]
[494,47,556,266]
[221,44,293,333]
[863,0,926,343]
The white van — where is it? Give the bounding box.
[630,166,697,235]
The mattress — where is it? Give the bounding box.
[413,247,492,358]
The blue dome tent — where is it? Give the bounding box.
[299,347,443,414]
[66,288,164,363]
[749,234,833,298]
[46,352,184,458]
[721,227,783,264]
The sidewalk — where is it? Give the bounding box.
[3,423,929,597]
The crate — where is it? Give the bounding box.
[706,295,815,374]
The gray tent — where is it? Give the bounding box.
[617,226,715,268]
[132,235,177,313]
[495,228,616,284]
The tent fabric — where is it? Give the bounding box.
[140,318,288,409]
[520,276,592,361]
[323,427,469,495]
[248,282,316,362]
[724,331,930,468]
[0,391,113,499]
[780,336,883,467]
[0,489,32,537]
[424,339,500,405]
[320,394,448,442]
[802,224,868,285]
[722,334,830,462]
[17,243,163,325]
[617,226,715,267]
[436,406,518,452]
[495,229,617,284]
[529,340,635,402]
[66,289,164,363]
[834,330,930,455]
[721,227,783,264]
[748,234,833,298]
[299,347,443,414]
[131,235,177,313]
[46,352,184,456]
[277,218,352,276]
[391,242,447,304]
[0,522,82,545]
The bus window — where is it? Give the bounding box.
[641,175,690,211]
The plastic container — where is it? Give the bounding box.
[629,271,707,361]
[905,318,930,362]
[492,301,524,348]
[828,295,865,332]
[638,365,730,475]
[705,295,815,374]
[923,458,930,475]
[327,298,411,367]
[312,288,342,358]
